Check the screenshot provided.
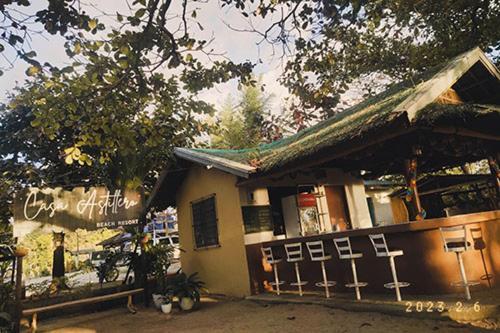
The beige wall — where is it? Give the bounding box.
[176,166,251,297]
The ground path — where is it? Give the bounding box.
[29,298,489,333]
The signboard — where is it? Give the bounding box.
[242,205,273,234]
[298,193,317,207]
[13,187,143,235]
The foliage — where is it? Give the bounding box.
[210,78,281,149]
[210,97,247,149]
[165,272,205,302]
[224,0,500,124]
[0,0,94,75]
[0,268,14,333]
[146,242,174,293]
[0,0,254,234]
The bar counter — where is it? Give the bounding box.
[245,210,500,295]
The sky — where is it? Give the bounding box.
[0,0,291,114]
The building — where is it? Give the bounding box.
[149,47,499,297]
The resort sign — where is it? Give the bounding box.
[13,187,143,232]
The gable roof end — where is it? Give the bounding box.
[394,47,500,121]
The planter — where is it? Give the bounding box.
[152,294,164,309]
[179,297,195,311]
[161,302,172,314]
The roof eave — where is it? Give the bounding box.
[174,147,256,178]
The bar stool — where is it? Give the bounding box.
[440,225,479,300]
[306,240,336,298]
[284,243,308,296]
[470,226,493,288]
[333,237,367,300]
[368,234,409,302]
[261,246,285,295]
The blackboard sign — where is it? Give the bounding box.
[13,187,143,234]
[242,205,273,234]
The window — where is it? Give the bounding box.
[191,195,219,248]
[242,205,273,234]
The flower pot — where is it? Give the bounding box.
[152,294,164,309]
[161,302,172,314]
[179,297,195,311]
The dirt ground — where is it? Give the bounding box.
[32,298,490,333]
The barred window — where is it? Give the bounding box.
[191,195,219,249]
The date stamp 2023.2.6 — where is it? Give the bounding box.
[405,301,482,313]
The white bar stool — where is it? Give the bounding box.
[261,246,285,295]
[439,225,479,300]
[333,237,367,300]
[368,234,409,302]
[306,240,336,298]
[284,243,308,296]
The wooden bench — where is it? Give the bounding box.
[22,288,144,332]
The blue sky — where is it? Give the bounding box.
[0,1,290,112]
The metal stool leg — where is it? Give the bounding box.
[294,262,303,296]
[351,259,361,300]
[320,261,330,298]
[456,252,471,300]
[389,256,401,302]
[273,263,281,295]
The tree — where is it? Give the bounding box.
[0,0,95,75]
[223,0,500,121]
[210,96,247,149]
[0,0,255,230]
[210,78,280,149]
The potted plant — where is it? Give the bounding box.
[166,272,205,311]
[148,242,174,309]
[160,295,173,314]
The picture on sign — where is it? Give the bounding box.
[10,187,144,280]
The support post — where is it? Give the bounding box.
[404,158,424,221]
[456,252,471,300]
[389,256,401,302]
[273,263,280,295]
[320,261,330,298]
[13,250,27,333]
[351,259,361,301]
[487,156,500,209]
[294,262,303,296]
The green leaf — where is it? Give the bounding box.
[120,46,130,55]
[118,60,129,68]
[135,8,146,18]
[64,155,73,165]
[26,66,40,76]
[88,19,97,30]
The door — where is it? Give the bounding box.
[324,186,351,230]
[281,195,301,238]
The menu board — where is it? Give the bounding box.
[242,205,273,234]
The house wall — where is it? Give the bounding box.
[176,166,251,297]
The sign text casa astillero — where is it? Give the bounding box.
[14,187,143,230]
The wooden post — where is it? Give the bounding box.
[487,156,500,210]
[488,156,500,191]
[404,158,424,221]
[13,249,27,333]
